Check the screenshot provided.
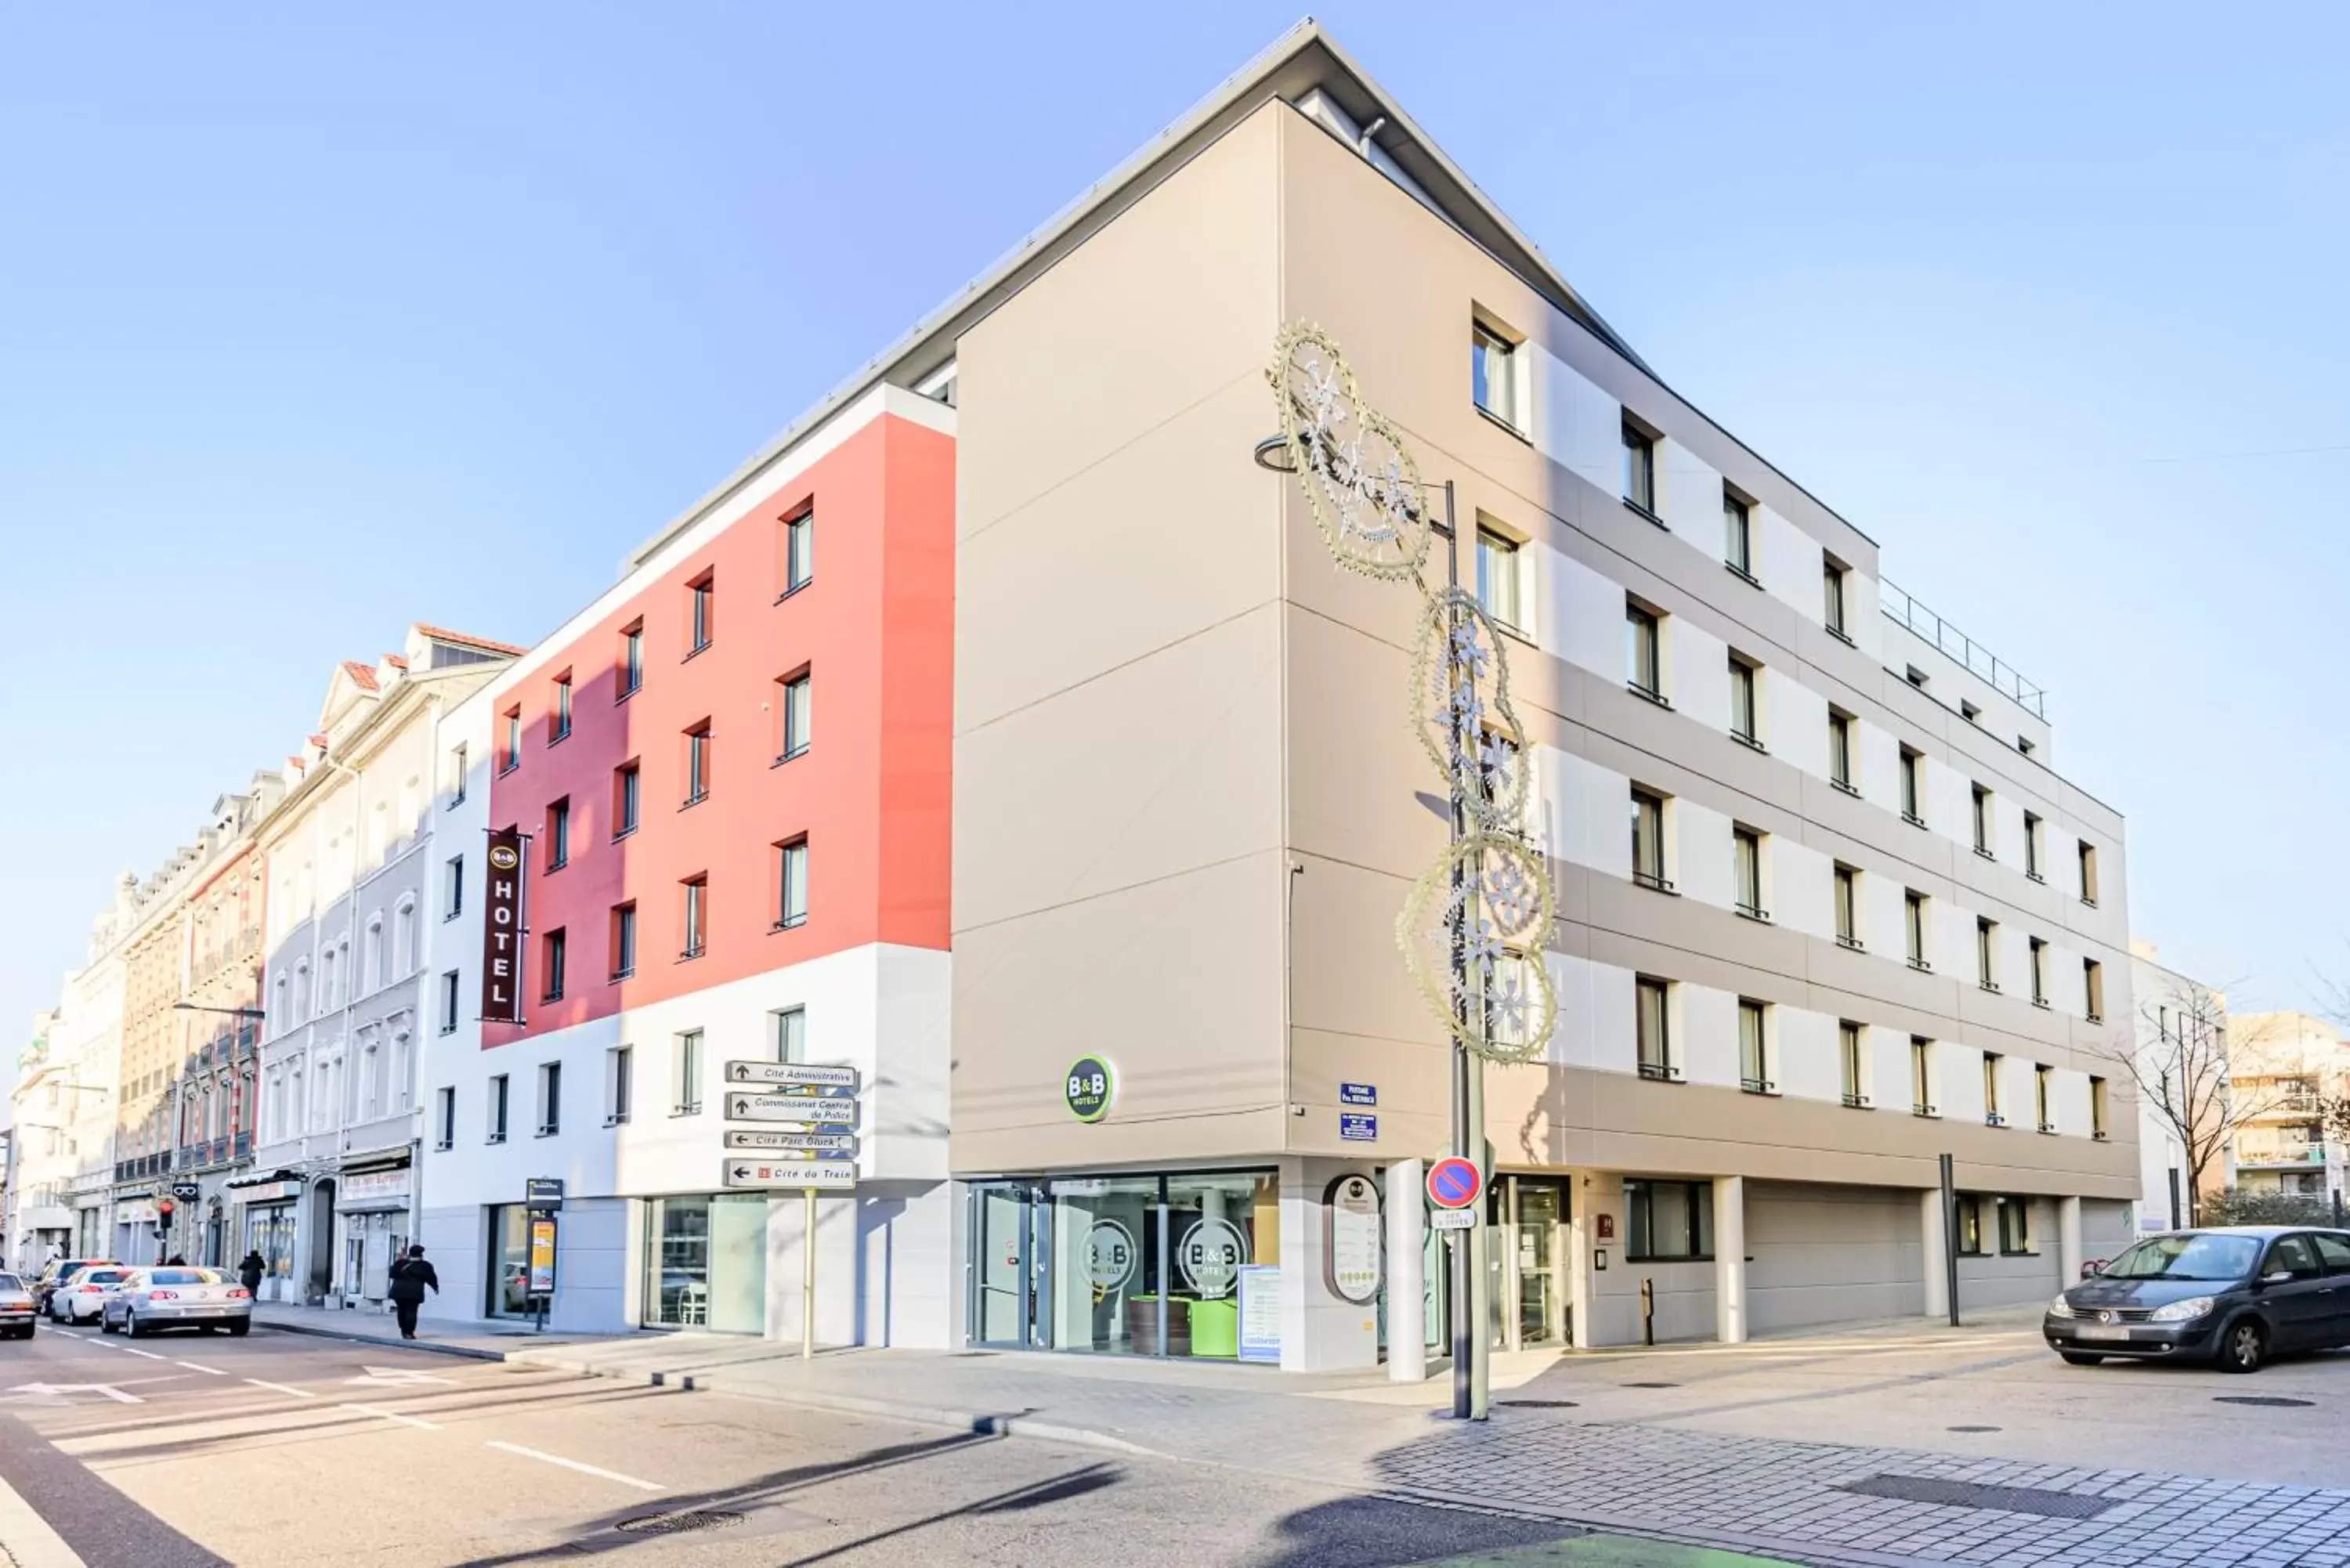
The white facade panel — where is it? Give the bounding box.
[1991,795,2027,870]
[1675,800,1735,912]
[1774,840,1834,942]
[1940,1045,1986,1125]
[1660,442,1725,558]
[1868,1025,1910,1113]
[1936,897,1977,981]
[1846,570,1884,663]
[1528,344,1621,503]
[1675,621,1730,736]
[2052,1068,2092,1137]
[1858,721,1900,811]
[1536,544,1625,683]
[1923,756,1969,844]
[1755,506,1823,623]
[1679,984,1738,1090]
[1771,674,1830,781]
[1775,1006,1839,1104]
[1865,873,1908,964]
[1536,746,1631,879]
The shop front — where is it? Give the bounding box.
[334,1160,412,1307]
[641,1193,768,1333]
[112,1194,156,1265]
[970,1169,1282,1360]
[231,1175,304,1302]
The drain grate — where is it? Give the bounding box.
[1496,1398,1578,1408]
[1838,1474,2115,1519]
[1622,1381,1680,1389]
[2214,1395,2315,1408]
[1946,1425,2001,1433]
[615,1509,747,1537]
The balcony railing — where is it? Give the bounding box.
[1880,578,2048,719]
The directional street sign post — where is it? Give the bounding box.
[722,1065,862,1363]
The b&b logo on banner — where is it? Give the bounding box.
[480,827,525,1024]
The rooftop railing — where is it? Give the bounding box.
[1880,578,2048,720]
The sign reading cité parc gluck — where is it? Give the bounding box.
[479,827,525,1024]
[1065,1057,1114,1123]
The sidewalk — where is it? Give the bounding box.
[251,1299,636,1360]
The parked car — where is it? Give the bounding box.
[2044,1227,2350,1373]
[103,1268,252,1338]
[0,1274,35,1339]
[31,1259,116,1317]
[48,1266,132,1324]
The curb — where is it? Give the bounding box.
[255,1317,509,1363]
[519,1349,1160,1458]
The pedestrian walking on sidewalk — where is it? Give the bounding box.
[387,1245,438,1340]
[237,1251,265,1297]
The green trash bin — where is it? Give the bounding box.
[1188,1295,1238,1359]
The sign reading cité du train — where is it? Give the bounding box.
[479,827,526,1024]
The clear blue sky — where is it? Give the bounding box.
[5,2,2346,1082]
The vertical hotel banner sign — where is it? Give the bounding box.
[480,827,525,1024]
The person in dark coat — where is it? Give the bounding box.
[387,1245,438,1339]
[237,1252,266,1295]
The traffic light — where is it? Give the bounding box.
[154,1197,175,1237]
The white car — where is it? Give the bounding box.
[104,1267,252,1337]
[49,1266,132,1324]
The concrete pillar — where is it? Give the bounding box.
[1386,1159,1425,1383]
[1921,1187,1947,1320]
[2058,1194,2083,1286]
[1712,1176,1747,1345]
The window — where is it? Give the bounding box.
[777,671,812,761]
[783,508,815,594]
[1998,1197,2033,1255]
[2018,736,2037,757]
[2077,840,2099,905]
[439,970,460,1035]
[684,721,711,806]
[1972,786,1993,857]
[1905,664,1929,690]
[448,742,468,806]
[608,1046,633,1125]
[395,899,418,976]
[547,797,570,871]
[1733,827,1766,919]
[1728,656,1761,747]
[609,903,636,980]
[433,1086,454,1151]
[1723,490,1752,577]
[681,874,707,959]
[1625,1180,1712,1261]
[488,1074,509,1143]
[673,1030,703,1115]
[550,671,573,742]
[2090,1075,2109,1140]
[1961,699,1982,724]
[1899,746,1924,826]
[2030,938,2049,1006]
[1824,559,1849,639]
[1839,1021,1867,1107]
[501,707,522,773]
[1911,1039,1937,1115]
[2023,812,2043,880]
[2084,959,2105,1022]
[1904,890,1929,970]
[1626,601,1664,701]
[538,927,566,1002]
[2036,1064,2055,1133]
[1474,526,1521,630]
[1635,976,1673,1080]
[775,838,809,930]
[1471,320,1519,428]
[1630,789,1671,892]
[1738,999,1771,1093]
[1956,1195,1984,1255]
[1834,864,1862,948]
[773,1006,806,1064]
[1976,917,1998,992]
[688,572,714,653]
[613,761,640,839]
[1828,710,1856,793]
[1983,1052,2005,1125]
[619,620,643,699]
[444,855,465,919]
[537,1062,561,1136]
[1622,420,1657,514]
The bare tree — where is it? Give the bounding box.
[2093,978,2299,1227]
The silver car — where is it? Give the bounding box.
[103,1267,253,1338]
[0,1274,34,1340]
[49,1266,132,1324]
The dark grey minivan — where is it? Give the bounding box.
[2044,1227,2350,1373]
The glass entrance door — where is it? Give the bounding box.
[974,1183,1044,1348]
[1514,1181,1564,1346]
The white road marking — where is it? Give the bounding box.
[0,1466,86,1566]
[345,1364,454,1388]
[119,1349,168,1361]
[243,1379,318,1399]
[175,1361,227,1375]
[485,1440,663,1491]
[6,1383,139,1404]
[339,1401,439,1429]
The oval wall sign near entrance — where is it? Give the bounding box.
[1064,1057,1115,1123]
[1324,1174,1383,1306]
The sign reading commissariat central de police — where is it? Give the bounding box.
[480,826,525,1024]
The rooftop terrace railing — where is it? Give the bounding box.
[1880,578,2048,720]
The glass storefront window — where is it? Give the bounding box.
[490,1205,531,1317]
[1165,1172,1277,1360]
[1047,1177,1159,1354]
[645,1194,768,1334]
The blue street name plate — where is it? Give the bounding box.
[1339,1111,1378,1141]
[1339,1082,1376,1107]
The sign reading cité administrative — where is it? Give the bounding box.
[479,828,526,1024]
[1065,1057,1115,1123]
